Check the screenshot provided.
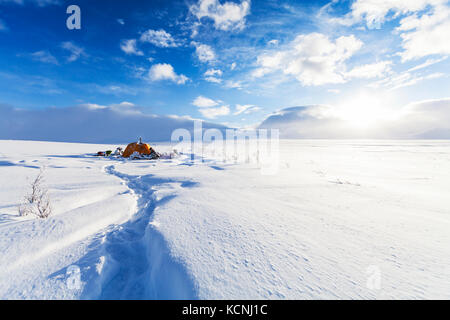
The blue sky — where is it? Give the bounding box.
[0,0,449,128]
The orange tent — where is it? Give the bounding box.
[122,141,153,158]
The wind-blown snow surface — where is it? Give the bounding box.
[0,140,449,299]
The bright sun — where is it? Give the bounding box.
[333,92,395,129]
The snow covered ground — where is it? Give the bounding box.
[0,139,449,299]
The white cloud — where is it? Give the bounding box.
[120,39,144,56]
[397,4,450,61]
[204,69,222,77]
[192,95,219,108]
[191,95,230,119]
[140,29,179,48]
[204,69,223,83]
[346,61,392,79]
[190,0,251,31]
[224,80,242,89]
[81,103,107,110]
[234,104,261,115]
[61,41,85,62]
[0,0,60,6]
[205,76,222,83]
[407,56,448,72]
[30,51,58,64]
[94,84,139,96]
[331,0,447,29]
[327,0,450,61]
[148,63,189,84]
[192,41,216,62]
[252,32,363,86]
[370,71,445,91]
[198,105,230,119]
[393,72,444,90]
[79,102,137,111]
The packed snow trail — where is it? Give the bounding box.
[86,165,197,299]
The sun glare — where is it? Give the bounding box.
[334,92,396,129]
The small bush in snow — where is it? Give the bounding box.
[18,167,52,219]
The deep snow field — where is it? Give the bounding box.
[0,139,449,299]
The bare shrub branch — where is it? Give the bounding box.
[18,167,52,219]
